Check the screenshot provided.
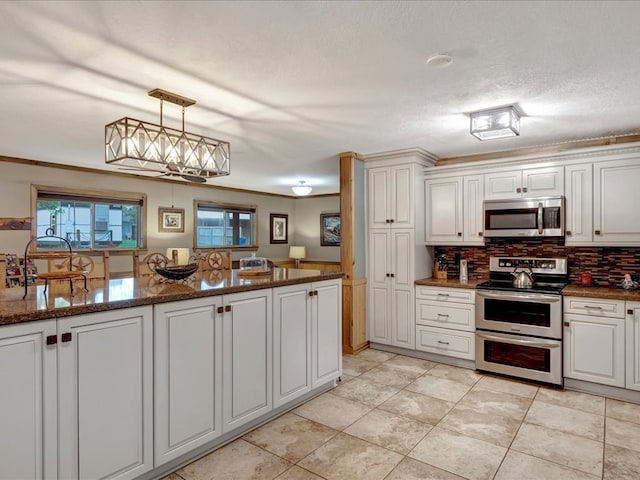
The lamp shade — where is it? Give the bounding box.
[470,106,520,140]
[166,247,191,266]
[288,246,306,260]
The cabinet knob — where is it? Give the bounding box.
[390,273,395,278]
[566,230,572,236]
[390,219,395,223]
[217,306,224,314]
[516,187,522,193]
[628,309,634,315]
[564,321,570,327]
[46,335,58,345]
[595,230,601,235]
[61,332,72,343]
[522,187,528,192]
[478,231,483,237]
[225,305,232,312]
[385,219,390,223]
[457,232,462,237]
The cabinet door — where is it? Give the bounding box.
[565,163,593,244]
[593,159,640,244]
[463,174,485,243]
[154,297,222,466]
[368,229,391,344]
[391,229,415,349]
[391,164,415,228]
[367,167,391,228]
[0,320,57,480]
[484,170,522,200]
[311,279,342,388]
[222,290,272,432]
[273,284,311,406]
[564,313,625,387]
[424,176,463,244]
[626,302,640,391]
[58,306,153,480]
[522,166,564,197]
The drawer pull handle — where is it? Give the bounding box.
[584,305,603,310]
[437,340,450,345]
[437,293,450,297]
[437,313,450,318]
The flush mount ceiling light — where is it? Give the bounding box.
[105,88,230,181]
[426,53,453,68]
[470,105,521,141]
[291,180,312,196]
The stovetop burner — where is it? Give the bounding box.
[476,256,568,295]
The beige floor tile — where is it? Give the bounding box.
[292,392,371,430]
[161,474,184,480]
[344,408,432,454]
[385,457,465,480]
[426,363,483,386]
[475,375,539,398]
[351,348,396,363]
[536,387,605,415]
[297,432,402,480]
[605,416,640,452]
[378,390,455,425]
[242,412,337,462]
[408,427,506,480]
[606,398,640,424]
[462,385,533,420]
[438,404,522,447]
[276,466,325,480]
[341,355,379,376]
[525,400,605,441]
[495,450,600,480]
[604,443,640,479]
[405,374,471,402]
[383,355,437,373]
[331,377,400,407]
[358,364,422,388]
[176,439,291,480]
[511,423,603,476]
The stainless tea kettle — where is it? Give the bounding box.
[512,267,534,288]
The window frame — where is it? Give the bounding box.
[31,185,147,252]
[194,199,258,250]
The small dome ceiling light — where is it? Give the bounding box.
[426,53,453,68]
[291,180,312,196]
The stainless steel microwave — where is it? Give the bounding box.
[483,196,565,237]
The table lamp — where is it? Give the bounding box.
[288,246,306,268]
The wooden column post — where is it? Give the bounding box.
[340,152,368,354]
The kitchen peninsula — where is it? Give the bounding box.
[0,268,343,480]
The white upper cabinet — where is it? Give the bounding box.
[593,158,640,245]
[564,163,594,244]
[484,166,564,200]
[424,174,483,245]
[368,163,415,229]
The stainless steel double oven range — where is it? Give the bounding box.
[475,256,568,386]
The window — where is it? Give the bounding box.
[195,201,256,248]
[33,186,145,250]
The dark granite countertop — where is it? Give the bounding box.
[0,268,344,326]
[414,277,484,289]
[562,284,640,302]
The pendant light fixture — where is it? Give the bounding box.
[105,88,230,179]
[291,180,312,196]
[470,105,521,140]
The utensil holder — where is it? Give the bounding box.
[433,264,448,279]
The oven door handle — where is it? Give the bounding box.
[537,202,544,234]
[476,332,561,348]
[476,290,561,303]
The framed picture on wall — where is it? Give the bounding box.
[320,213,341,246]
[158,207,185,233]
[270,213,288,244]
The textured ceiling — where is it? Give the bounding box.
[1,1,639,195]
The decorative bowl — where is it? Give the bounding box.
[154,263,199,280]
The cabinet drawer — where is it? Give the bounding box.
[415,325,475,360]
[564,296,625,319]
[415,286,475,304]
[416,300,474,331]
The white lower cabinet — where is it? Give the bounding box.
[154,297,223,466]
[58,306,154,480]
[311,279,342,387]
[222,289,273,432]
[415,286,475,360]
[563,297,625,387]
[0,319,57,480]
[626,302,640,391]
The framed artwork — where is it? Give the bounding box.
[270,213,288,244]
[320,213,341,246]
[158,207,185,233]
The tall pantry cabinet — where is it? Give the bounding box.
[365,149,435,349]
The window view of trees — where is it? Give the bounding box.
[196,203,255,248]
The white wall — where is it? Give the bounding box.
[0,161,339,271]
[293,195,341,262]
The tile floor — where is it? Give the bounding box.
[164,348,640,480]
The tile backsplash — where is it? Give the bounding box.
[434,238,640,287]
